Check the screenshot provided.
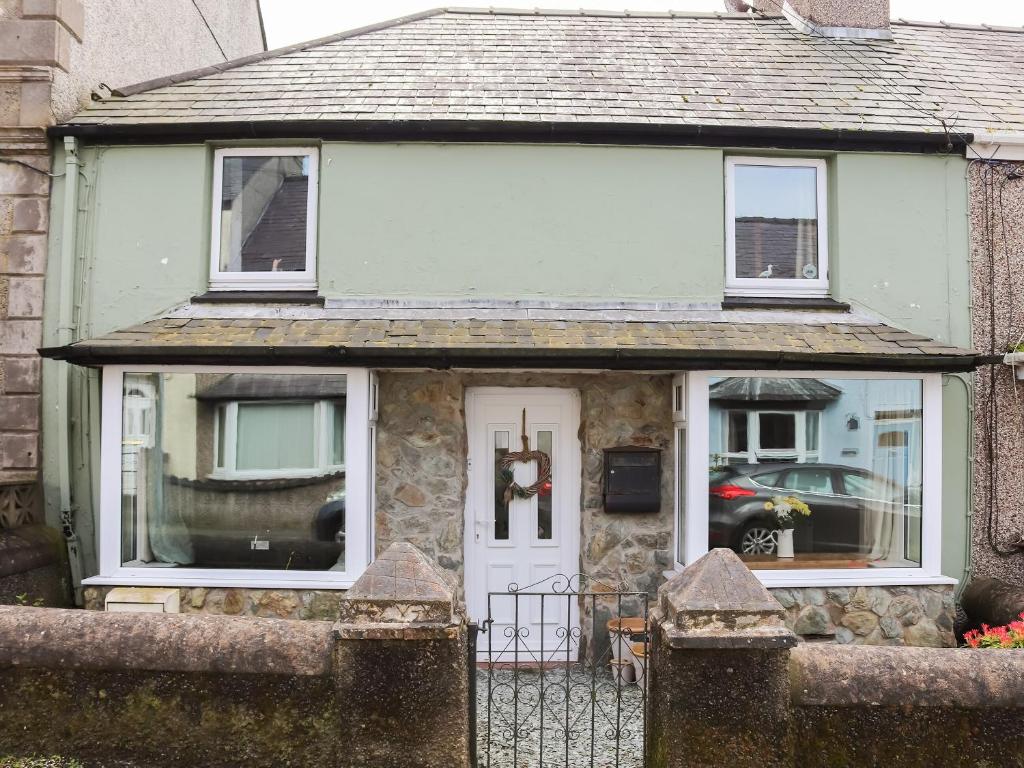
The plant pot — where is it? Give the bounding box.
[630,641,647,684]
[1004,352,1024,380]
[610,658,636,685]
[776,528,795,558]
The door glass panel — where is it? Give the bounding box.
[537,430,553,540]
[494,431,510,541]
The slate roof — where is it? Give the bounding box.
[39,309,979,371]
[708,376,842,401]
[63,8,1024,138]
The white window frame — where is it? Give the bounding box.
[717,409,822,465]
[209,147,319,291]
[211,399,344,481]
[725,156,829,298]
[90,365,372,590]
[677,370,954,587]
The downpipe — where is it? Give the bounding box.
[57,136,85,604]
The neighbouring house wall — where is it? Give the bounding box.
[969,160,1024,585]
[0,1,264,600]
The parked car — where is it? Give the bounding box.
[708,462,917,556]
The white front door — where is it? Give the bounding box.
[465,387,581,661]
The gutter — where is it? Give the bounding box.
[37,343,984,374]
[46,120,971,156]
[56,137,85,604]
[971,133,1024,162]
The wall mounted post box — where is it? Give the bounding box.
[603,447,661,514]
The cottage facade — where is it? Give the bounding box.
[36,4,1024,645]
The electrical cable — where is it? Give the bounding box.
[191,0,228,61]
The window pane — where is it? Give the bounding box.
[708,376,922,570]
[676,426,687,565]
[806,411,820,452]
[219,154,309,273]
[494,431,510,540]
[727,411,748,452]
[120,372,347,572]
[733,164,819,281]
[331,402,345,466]
[759,413,796,449]
[236,402,316,471]
[537,430,553,540]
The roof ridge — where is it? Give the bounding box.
[442,6,774,19]
[110,7,448,98]
[892,17,1024,33]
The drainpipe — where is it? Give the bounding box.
[57,136,85,604]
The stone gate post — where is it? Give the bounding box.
[647,548,797,768]
[333,542,471,768]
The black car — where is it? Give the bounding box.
[708,462,918,556]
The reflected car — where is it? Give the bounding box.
[708,463,918,556]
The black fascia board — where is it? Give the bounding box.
[38,343,982,373]
[48,120,970,155]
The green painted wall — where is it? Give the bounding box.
[832,152,971,348]
[41,140,972,583]
[318,143,724,301]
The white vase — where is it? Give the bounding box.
[776,528,794,558]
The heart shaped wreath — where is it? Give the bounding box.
[499,409,552,504]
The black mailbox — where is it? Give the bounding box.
[603,447,661,514]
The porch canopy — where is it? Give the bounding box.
[39,303,981,373]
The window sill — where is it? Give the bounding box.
[83,574,354,590]
[721,296,851,312]
[192,290,325,305]
[667,565,957,589]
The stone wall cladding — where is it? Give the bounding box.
[83,585,348,621]
[374,371,675,603]
[969,160,1024,583]
[772,584,956,647]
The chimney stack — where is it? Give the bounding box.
[741,0,892,40]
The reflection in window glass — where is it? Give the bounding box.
[537,430,553,540]
[758,413,796,450]
[494,431,510,541]
[708,376,923,569]
[219,154,310,273]
[733,164,819,281]
[676,426,687,565]
[120,373,346,572]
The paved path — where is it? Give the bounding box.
[476,667,645,768]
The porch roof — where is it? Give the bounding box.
[39,305,981,372]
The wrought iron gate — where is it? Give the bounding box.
[475,574,649,768]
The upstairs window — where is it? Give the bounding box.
[210,147,318,291]
[725,157,828,297]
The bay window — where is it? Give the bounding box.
[96,367,372,588]
[678,371,947,586]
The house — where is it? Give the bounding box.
[34,0,1024,647]
[0,0,266,602]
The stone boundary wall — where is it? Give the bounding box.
[0,604,470,767]
[650,550,1024,768]
[791,644,1024,767]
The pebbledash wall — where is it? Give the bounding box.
[969,159,1024,586]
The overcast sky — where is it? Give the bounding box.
[260,0,1024,48]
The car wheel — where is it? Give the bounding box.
[739,522,777,555]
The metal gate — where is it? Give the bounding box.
[475,574,649,768]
